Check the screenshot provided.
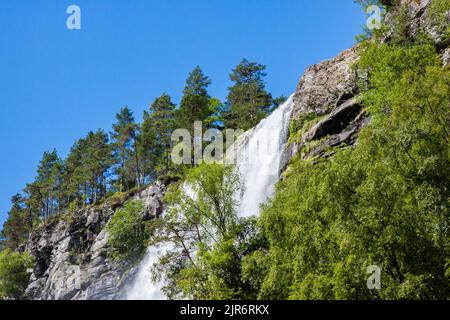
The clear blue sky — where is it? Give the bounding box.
[0,0,366,226]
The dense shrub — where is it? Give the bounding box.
[106,201,148,262]
[0,249,33,300]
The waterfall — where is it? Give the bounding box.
[235,95,294,218]
[124,245,169,300]
[124,95,294,300]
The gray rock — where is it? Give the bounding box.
[292,46,359,119]
[285,97,369,166]
[286,0,448,166]
[442,47,450,66]
[383,0,449,48]
[301,97,363,143]
[25,182,166,300]
[134,181,165,220]
[286,44,365,165]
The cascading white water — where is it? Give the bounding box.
[125,245,171,300]
[124,95,294,300]
[235,95,294,217]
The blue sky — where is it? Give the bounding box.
[0,0,366,226]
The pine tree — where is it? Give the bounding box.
[65,130,113,206]
[224,59,273,131]
[84,130,113,204]
[65,137,90,205]
[35,150,62,219]
[23,183,42,229]
[141,94,177,178]
[0,194,29,250]
[178,66,213,133]
[111,107,142,191]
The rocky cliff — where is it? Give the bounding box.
[285,0,448,165]
[25,183,166,300]
[285,46,366,164]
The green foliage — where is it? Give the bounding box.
[0,249,33,300]
[34,149,64,219]
[392,6,412,45]
[65,130,113,206]
[177,66,216,133]
[355,0,449,45]
[108,191,128,205]
[428,0,450,45]
[111,107,142,191]
[141,94,177,177]
[151,164,266,299]
[106,200,148,262]
[224,59,274,131]
[183,218,266,300]
[256,40,450,300]
[0,194,32,250]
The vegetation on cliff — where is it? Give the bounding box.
[0,250,33,300]
[0,0,448,300]
[144,1,450,300]
[0,60,281,253]
[106,200,147,262]
[250,7,450,299]
[146,164,265,299]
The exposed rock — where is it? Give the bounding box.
[286,44,365,165]
[442,47,450,66]
[381,0,449,49]
[301,97,363,143]
[287,0,447,165]
[301,111,370,161]
[25,182,166,300]
[292,46,359,119]
[285,96,369,166]
[134,184,165,220]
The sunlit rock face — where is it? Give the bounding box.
[25,182,166,300]
[286,46,367,166]
[292,46,359,120]
[287,0,448,165]
[383,0,449,49]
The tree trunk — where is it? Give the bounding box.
[133,137,141,188]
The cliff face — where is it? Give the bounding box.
[286,0,448,164]
[25,183,165,300]
[383,0,449,48]
[286,46,366,164]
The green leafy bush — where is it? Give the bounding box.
[150,164,267,299]
[106,201,148,262]
[0,249,33,300]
